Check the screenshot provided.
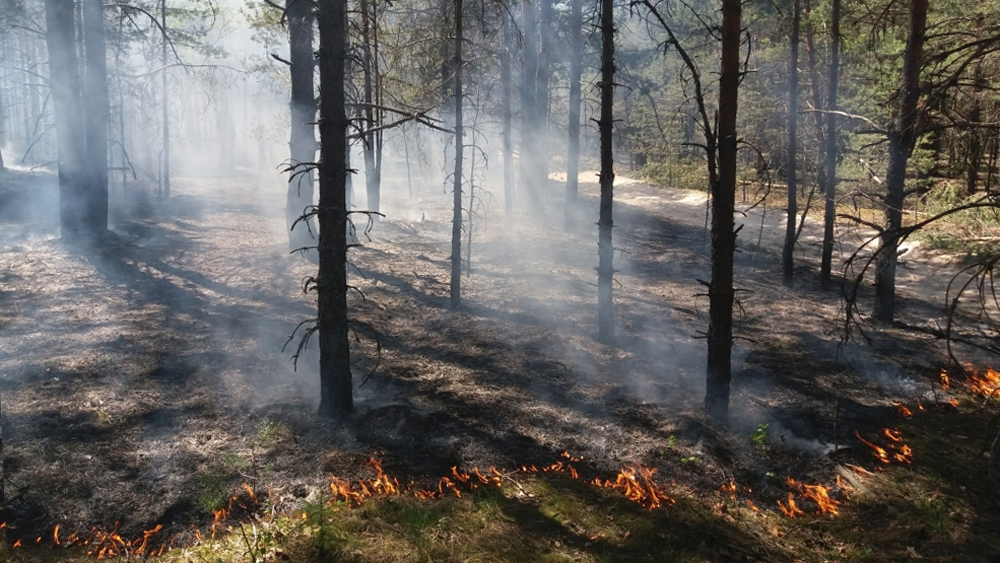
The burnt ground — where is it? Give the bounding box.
[0,166,997,552]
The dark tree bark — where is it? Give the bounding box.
[873,0,928,323]
[782,0,800,287]
[160,0,170,199]
[286,0,318,254]
[450,0,464,308]
[819,0,839,290]
[596,0,615,344]
[317,0,353,418]
[565,0,582,228]
[501,9,514,228]
[361,0,380,217]
[705,0,741,422]
[83,0,109,234]
[45,0,91,239]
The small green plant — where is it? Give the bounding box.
[253,418,287,449]
[297,496,354,557]
[668,435,677,448]
[198,470,231,513]
[751,423,770,445]
[680,456,700,465]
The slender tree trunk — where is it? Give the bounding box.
[45,0,89,239]
[83,0,109,234]
[286,0,318,254]
[160,0,170,199]
[450,0,464,308]
[361,0,379,217]
[873,0,927,323]
[317,0,353,418]
[596,0,615,344]
[804,0,826,198]
[520,0,540,206]
[536,0,552,184]
[819,0,839,290]
[705,0,741,422]
[565,0,582,228]
[782,0,800,287]
[501,10,514,228]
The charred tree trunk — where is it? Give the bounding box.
[873,0,927,324]
[596,0,615,344]
[450,0,464,308]
[819,0,839,290]
[565,0,582,228]
[45,0,90,239]
[160,0,170,199]
[782,0,799,287]
[317,0,353,418]
[361,0,379,217]
[501,9,514,227]
[286,0,318,254]
[705,0,741,422]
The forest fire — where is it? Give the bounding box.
[855,429,913,465]
[324,452,672,511]
[776,477,842,518]
[962,364,1000,399]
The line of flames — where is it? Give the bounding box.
[6,452,673,557]
[776,477,844,518]
[944,364,1000,400]
[855,428,913,465]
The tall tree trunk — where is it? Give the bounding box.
[819,0,839,290]
[535,0,552,184]
[317,0,353,418]
[361,0,379,217]
[519,0,540,206]
[501,10,514,228]
[873,0,928,323]
[450,0,464,308]
[565,0,582,228]
[45,0,89,239]
[782,0,800,287]
[160,0,170,199]
[705,0,741,422]
[804,0,826,198]
[286,0,318,254]
[596,0,615,344]
[83,0,109,234]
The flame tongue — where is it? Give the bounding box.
[962,364,1000,399]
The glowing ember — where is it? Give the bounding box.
[962,364,1000,399]
[719,478,737,499]
[940,369,950,390]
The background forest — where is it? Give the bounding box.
[1,0,1000,561]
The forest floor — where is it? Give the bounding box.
[0,165,998,562]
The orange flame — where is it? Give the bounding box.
[963,364,1000,399]
[893,402,913,417]
[940,369,951,390]
[53,524,61,546]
